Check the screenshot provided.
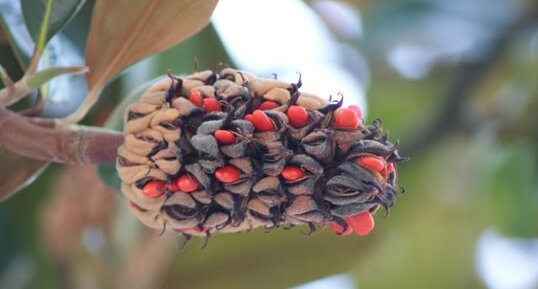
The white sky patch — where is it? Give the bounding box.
[0,0,34,56]
[385,12,493,79]
[476,229,538,289]
[212,0,367,116]
[212,0,338,72]
[289,273,356,289]
[40,34,88,117]
[312,0,362,40]
[277,64,366,111]
[386,44,438,79]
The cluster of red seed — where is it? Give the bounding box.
[117,68,404,242]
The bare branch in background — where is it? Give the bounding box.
[40,166,117,288]
[402,4,538,156]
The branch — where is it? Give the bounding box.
[0,66,88,107]
[0,65,15,95]
[402,4,538,156]
[0,108,123,165]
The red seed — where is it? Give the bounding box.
[356,156,386,173]
[188,90,203,107]
[281,165,305,181]
[348,104,363,121]
[142,180,165,198]
[244,113,255,123]
[176,174,201,192]
[259,100,279,110]
[386,163,395,174]
[215,166,241,183]
[334,108,359,129]
[250,110,276,132]
[381,163,395,177]
[214,130,237,145]
[203,98,221,112]
[329,222,353,236]
[166,181,179,192]
[346,211,375,236]
[287,105,309,128]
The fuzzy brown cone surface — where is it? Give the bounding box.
[116,68,405,240]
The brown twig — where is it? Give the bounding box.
[0,108,123,164]
[0,65,15,95]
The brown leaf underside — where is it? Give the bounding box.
[0,150,48,201]
[85,0,218,90]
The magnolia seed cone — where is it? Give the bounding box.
[116,68,405,237]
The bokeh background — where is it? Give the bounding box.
[1,0,538,288]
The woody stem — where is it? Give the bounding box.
[0,108,123,165]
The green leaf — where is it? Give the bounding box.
[0,25,7,43]
[36,0,53,54]
[0,149,49,203]
[85,0,217,91]
[96,163,121,192]
[0,0,86,71]
[26,66,88,88]
[20,0,86,44]
[0,0,35,68]
[0,64,88,108]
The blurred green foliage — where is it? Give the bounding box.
[1,0,538,289]
[20,0,85,43]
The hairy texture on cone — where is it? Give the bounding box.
[116,68,405,240]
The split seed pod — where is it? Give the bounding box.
[116,67,406,245]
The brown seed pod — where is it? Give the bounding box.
[116,67,406,245]
[246,197,275,227]
[296,93,327,110]
[162,192,203,230]
[128,201,166,230]
[301,129,336,164]
[284,195,325,225]
[252,176,286,206]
